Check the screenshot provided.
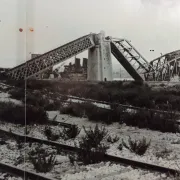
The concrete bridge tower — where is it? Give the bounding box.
[87,31,113,81]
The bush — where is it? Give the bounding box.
[86,107,116,124]
[107,135,119,143]
[7,80,180,112]
[98,81,123,89]
[118,143,123,151]
[5,80,25,89]
[26,80,54,90]
[60,103,84,117]
[122,137,151,155]
[78,102,121,124]
[0,102,48,125]
[63,125,81,140]
[44,126,60,141]
[60,102,94,117]
[60,102,122,124]
[29,145,56,173]
[9,88,62,111]
[120,109,180,133]
[69,124,109,165]
[25,92,62,111]
[133,95,154,108]
[9,88,25,100]
[122,81,144,89]
[82,125,108,148]
[155,147,172,159]
[74,143,108,165]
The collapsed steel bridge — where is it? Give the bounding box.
[5,32,180,81]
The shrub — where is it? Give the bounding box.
[74,143,108,165]
[98,81,123,89]
[133,95,154,108]
[63,125,81,140]
[60,102,121,124]
[26,105,49,125]
[122,81,144,89]
[7,80,180,112]
[118,143,123,151]
[24,92,62,111]
[0,102,48,125]
[155,148,172,159]
[83,103,121,124]
[29,145,56,173]
[86,107,115,124]
[44,126,60,141]
[5,80,25,89]
[69,124,109,165]
[9,88,25,100]
[82,124,108,148]
[59,103,84,117]
[44,99,62,111]
[15,137,24,149]
[120,109,180,133]
[68,153,76,165]
[60,102,94,117]
[122,137,151,156]
[26,79,54,90]
[107,135,119,143]
[14,152,25,166]
[9,87,62,111]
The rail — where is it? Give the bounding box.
[0,162,56,180]
[0,128,179,176]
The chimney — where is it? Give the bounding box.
[75,58,81,69]
[83,58,88,68]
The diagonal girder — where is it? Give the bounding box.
[107,37,154,81]
[7,34,96,80]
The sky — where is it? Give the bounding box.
[0,0,180,72]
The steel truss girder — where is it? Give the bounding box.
[7,34,95,80]
[145,50,180,81]
[109,37,154,80]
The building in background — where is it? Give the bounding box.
[60,58,88,81]
[30,54,88,80]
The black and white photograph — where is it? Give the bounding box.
[0,0,180,179]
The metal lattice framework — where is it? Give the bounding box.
[145,50,180,81]
[7,34,95,80]
[5,31,180,81]
[108,37,154,81]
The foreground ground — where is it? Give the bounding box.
[0,80,180,179]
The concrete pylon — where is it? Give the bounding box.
[87,31,113,81]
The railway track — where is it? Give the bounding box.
[0,162,56,180]
[47,116,76,128]
[1,79,180,115]
[54,94,180,126]
[58,93,180,116]
[0,128,179,177]
[3,81,180,118]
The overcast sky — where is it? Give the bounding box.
[0,0,180,71]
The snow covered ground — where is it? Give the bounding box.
[0,139,172,180]
[1,110,180,172]
[0,172,23,180]
[0,91,22,105]
[61,162,170,180]
[66,98,110,109]
[0,82,180,179]
[47,111,180,170]
[0,137,170,180]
